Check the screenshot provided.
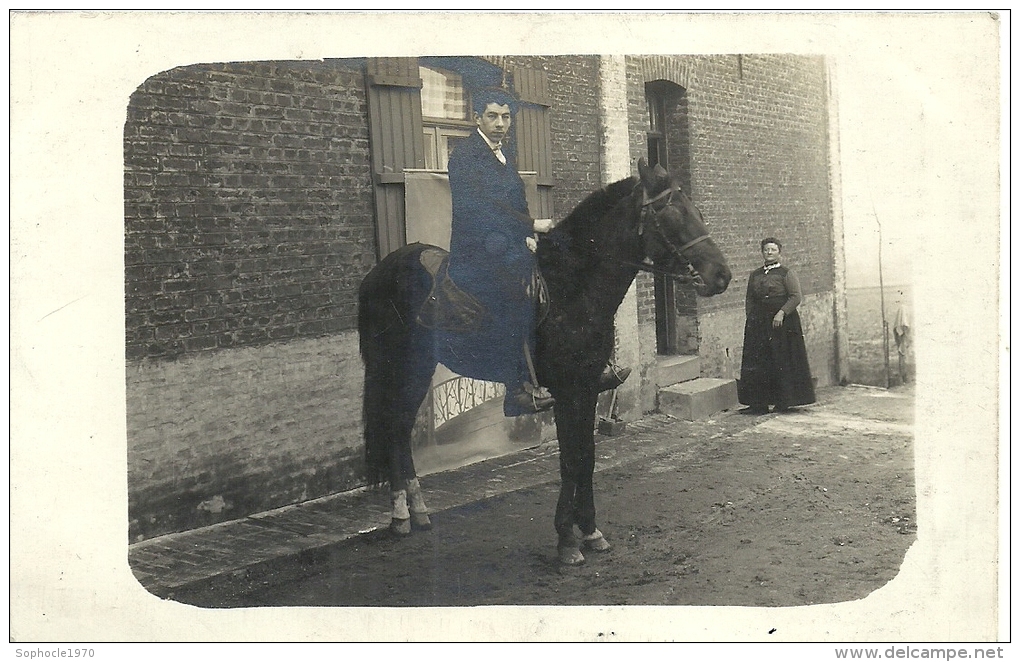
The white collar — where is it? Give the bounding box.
[477,128,502,151]
[763,262,782,273]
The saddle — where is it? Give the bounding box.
[416,246,550,333]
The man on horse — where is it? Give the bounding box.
[440,87,631,417]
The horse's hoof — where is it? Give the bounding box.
[582,529,611,553]
[558,546,586,566]
[410,512,432,531]
[390,518,411,536]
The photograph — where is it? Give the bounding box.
[10,9,1006,649]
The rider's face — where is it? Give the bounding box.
[475,103,512,144]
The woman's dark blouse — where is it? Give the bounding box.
[745,265,803,317]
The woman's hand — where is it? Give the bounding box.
[772,310,785,328]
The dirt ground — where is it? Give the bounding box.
[177,384,915,608]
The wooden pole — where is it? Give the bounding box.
[872,202,892,389]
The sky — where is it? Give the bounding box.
[834,55,924,289]
[829,18,1002,290]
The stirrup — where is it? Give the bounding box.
[598,363,632,392]
[505,384,555,415]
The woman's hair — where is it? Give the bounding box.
[472,88,520,116]
[760,237,782,252]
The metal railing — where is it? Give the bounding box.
[412,376,505,448]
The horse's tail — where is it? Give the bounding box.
[358,243,435,486]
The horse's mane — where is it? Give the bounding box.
[537,176,640,295]
[555,176,638,236]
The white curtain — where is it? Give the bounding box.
[404,170,454,249]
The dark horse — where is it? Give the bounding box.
[358,159,731,565]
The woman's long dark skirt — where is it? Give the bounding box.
[738,300,816,409]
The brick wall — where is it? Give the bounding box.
[625,59,659,331]
[504,55,603,219]
[124,61,374,361]
[625,54,836,385]
[125,61,376,540]
[681,54,835,312]
[127,332,364,541]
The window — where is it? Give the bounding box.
[420,65,473,170]
[422,126,472,172]
[646,91,667,169]
[364,56,553,258]
[419,66,468,120]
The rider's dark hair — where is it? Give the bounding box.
[472,87,520,116]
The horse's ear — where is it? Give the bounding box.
[637,158,653,188]
[638,158,669,192]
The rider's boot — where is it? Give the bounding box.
[598,363,632,392]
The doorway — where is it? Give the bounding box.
[646,80,698,356]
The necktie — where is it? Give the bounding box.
[493,144,506,165]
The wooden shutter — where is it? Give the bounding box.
[511,66,554,219]
[365,58,426,259]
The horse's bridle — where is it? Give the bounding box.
[639,185,711,257]
[631,184,710,281]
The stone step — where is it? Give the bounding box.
[658,377,739,421]
[653,354,701,388]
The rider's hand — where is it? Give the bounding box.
[533,218,554,233]
[526,236,538,253]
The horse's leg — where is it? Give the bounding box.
[388,404,433,533]
[406,476,432,531]
[387,338,436,536]
[578,442,611,554]
[387,434,413,536]
[571,391,609,552]
[552,388,600,565]
[361,247,438,536]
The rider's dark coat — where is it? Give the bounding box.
[437,130,537,389]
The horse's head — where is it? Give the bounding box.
[635,158,731,296]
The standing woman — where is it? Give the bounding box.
[738,237,816,413]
